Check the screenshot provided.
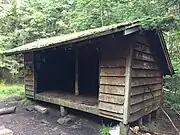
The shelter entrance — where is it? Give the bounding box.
[35,45,100,106]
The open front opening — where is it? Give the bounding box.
[35,45,100,106]
[36,48,75,93]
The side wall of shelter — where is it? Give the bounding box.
[24,52,36,98]
[129,34,163,122]
[98,37,129,121]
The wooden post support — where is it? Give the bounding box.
[60,106,68,117]
[120,122,129,135]
[123,44,133,125]
[75,49,79,96]
[138,118,143,125]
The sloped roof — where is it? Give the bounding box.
[3,20,174,75]
[4,20,140,55]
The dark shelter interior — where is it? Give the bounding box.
[35,44,100,102]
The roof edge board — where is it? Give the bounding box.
[157,30,174,75]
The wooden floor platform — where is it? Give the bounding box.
[35,91,99,115]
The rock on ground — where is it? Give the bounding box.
[34,105,48,114]
[57,115,76,125]
[0,126,13,135]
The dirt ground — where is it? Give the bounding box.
[145,110,180,135]
[0,97,100,135]
[0,96,180,135]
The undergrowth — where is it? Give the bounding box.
[0,83,24,99]
[99,124,110,135]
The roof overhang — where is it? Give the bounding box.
[3,20,174,75]
[4,21,140,56]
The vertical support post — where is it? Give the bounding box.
[60,106,68,117]
[32,52,37,98]
[120,122,130,135]
[75,49,79,96]
[138,118,143,125]
[123,44,133,125]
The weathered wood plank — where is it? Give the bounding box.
[25,79,33,85]
[25,85,34,91]
[130,96,162,114]
[132,60,159,70]
[130,90,162,105]
[100,85,125,95]
[99,110,123,119]
[130,104,159,122]
[134,43,151,54]
[100,58,126,68]
[99,93,124,104]
[100,76,125,86]
[130,83,162,96]
[133,51,155,62]
[100,67,125,77]
[99,102,124,114]
[99,112,123,121]
[131,77,162,87]
[25,90,34,96]
[132,69,161,77]
[25,74,34,81]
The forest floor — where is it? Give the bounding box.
[0,96,100,135]
[0,95,180,135]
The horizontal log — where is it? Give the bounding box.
[130,90,162,105]
[134,43,151,54]
[131,77,162,87]
[99,110,123,119]
[133,50,155,62]
[25,74,34,80]
[100,67,125,77]
[131,69,162,78]
[132,60,159,70]
[99,112,123,121]
[99,102,124,114]
[130,96,162,114]
[100,76,125,86]
[25,85,34,91]
[0,106,16,115]
[25,90,34,96]
[100,58,126,68]
[130,104,159,122]
[130,83,162,96]
[100,85,125,95]
[99,93,124,104]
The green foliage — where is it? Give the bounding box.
[99,124,110,135]
[164,73,180,110]
[0,83,24,95]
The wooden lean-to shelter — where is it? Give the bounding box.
[4,21,174,134]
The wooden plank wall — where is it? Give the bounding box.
[24,52,35,98]
[129,35,163,122]
[99,43,128,121]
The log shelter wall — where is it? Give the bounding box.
[24,52,36,98]
[99,39,128,121]
[129,35,163,122]
[23,33,163,123]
